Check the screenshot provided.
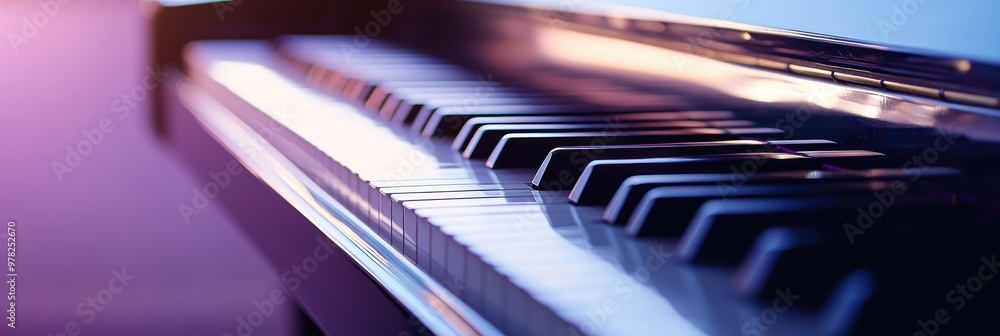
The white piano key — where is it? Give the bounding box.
[191,39,886,336]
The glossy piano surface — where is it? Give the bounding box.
[488,0,1000,65]
[166,1,1000,335]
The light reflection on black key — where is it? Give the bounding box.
[464,120,753,159]
[452,111,736,151]
[739,223,1000,329]
[371,86,530,117]
[679,197,869,264]
[395,96,566,126]
[797,150,889,169]
[734,227,841,307]
[533,139,838,191]
[677,192,986,264]
[407,98,587,132]
[420,104,672,138]
[569,152,820,204]
[571,149,892,204]
[623,182,894,237]
[330,67,472,95]
[603,167,960,225]
[488,128,786,169]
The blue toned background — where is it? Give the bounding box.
[555,0,1000,62]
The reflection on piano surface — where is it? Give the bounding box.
[157,0,1000,334]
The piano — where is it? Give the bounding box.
[151,0,1000,334]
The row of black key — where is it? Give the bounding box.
[279,36,1000,335]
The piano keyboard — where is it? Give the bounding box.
[182,36,1000,335]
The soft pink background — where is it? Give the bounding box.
[0,1,414,335]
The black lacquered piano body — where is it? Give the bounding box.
[154,0,1000,335]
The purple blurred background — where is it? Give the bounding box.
[0,1,415,335]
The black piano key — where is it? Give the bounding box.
[677,197,864,264]
[463,120,754,159]
[306,59,454,84]
[329,67,473,95]
[388,91,526,117]
[418,104,673,138]
[817,270,877,336]
[568,151,828,205]
[734,227,837,306]
[340,72,477,100]
[735,222,1000,335]
[571,149,891,205]
[344,78,495,105]
[676,192,987,264]
[797,150,891,169]
[533,139,838,191]
[488,127,786,169]
[329,66,463,89]
[392,95,564,125]
[733,223,999,310]
[452,111,736,152]
[368,84,463,112]
[604,167,961,225]
[407,98,593,132]
[370,86,529,117]
[606,173,771,225]
[381,87,495,121]
[392,98,567,127]
[828,229,1000,335]
[624,182,897,238]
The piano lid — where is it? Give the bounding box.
[490,0,1000,63]
[461,0,1000,103]
[370,0,1000,142]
